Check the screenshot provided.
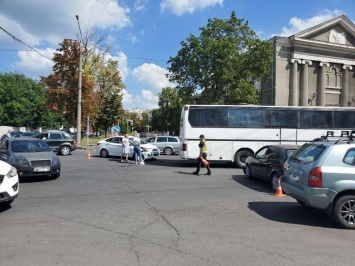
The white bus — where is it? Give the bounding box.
[179,105,355,167]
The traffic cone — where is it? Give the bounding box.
[200,157,210,167]
[274,177,285,197]
[86,150,91,160]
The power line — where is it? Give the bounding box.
[0,26,53,62]
[0,48,168,62]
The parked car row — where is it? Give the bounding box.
[243,131,355,229]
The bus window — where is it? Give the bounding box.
[334,111,355,129]
[229,108,263,127]
[299,110,332,128]
[264,109,297,127]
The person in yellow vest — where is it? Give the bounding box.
[193,134,211,176]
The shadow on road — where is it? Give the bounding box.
[0,204,12,213]
[248,201,337,229]
[19,175,58,183]
[232,174,274,194]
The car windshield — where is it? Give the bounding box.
[291,143,325,164]
[11,140,52,153]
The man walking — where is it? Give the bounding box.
[193,134,211,176]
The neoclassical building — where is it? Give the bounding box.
[260,14,355,107]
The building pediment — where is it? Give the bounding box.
[289,14,355,48]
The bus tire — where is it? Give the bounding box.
[234,150,252,168]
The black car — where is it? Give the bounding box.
[1,131,23,141]
[0,137,61,178]
[31,130,76,156]
[21,131,35,137]
[243,144,298,191]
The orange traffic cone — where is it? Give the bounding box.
[200,157,210,167]
[86,150,91,160]
[274,177,285,197]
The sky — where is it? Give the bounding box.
[0,0,354,111]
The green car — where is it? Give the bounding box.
[31,130,76,156]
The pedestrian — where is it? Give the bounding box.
[6,130,11,138]
[193,134,211,176]
[121,134,130,162]
[132,136,144,165]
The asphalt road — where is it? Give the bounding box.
[1,150,354,266]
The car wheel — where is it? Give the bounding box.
[100,149,109,158]
[60,145,71,156]
[234,150,253,168]
[270,174,279,192]
[51,173,60,179]
[332,195,355,229]
[245,165,253,179]
[164,147,173,155]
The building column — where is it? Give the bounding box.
[316,62,329,106]
[300,60,312,106]
[289,59,301,106]
[341,65,353,107]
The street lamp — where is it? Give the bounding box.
[75,15,83,144]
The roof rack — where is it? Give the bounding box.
[316,130,355,143]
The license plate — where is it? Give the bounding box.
[154,152,159,156]
[34,166,50,172]
[290,173,299,182]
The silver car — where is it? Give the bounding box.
[144,136,180,155]
[282,132,355,229]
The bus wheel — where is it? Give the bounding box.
[234,150,252,168]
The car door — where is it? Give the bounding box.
[48,132,63,152]
[156,137,168,152]
[258,146,280,181]
[105,137,123,156]
[168,137,180,153]
[251,146,270,178]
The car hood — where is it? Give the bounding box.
[13,151,57,161]
[141,143,158,150]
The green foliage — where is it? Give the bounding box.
[93,58,125,133]
[167,11,272,105]
[153,87,183,134]
[0,73,48,127]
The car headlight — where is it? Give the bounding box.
[13,155,29,165]
[6,166,18,178]
[52,154,60,164]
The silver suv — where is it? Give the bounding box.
[282,131,355,229]
[144,136,180,155]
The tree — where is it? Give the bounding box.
[40,39,97,128]
[0,73,48,127]
[93,58,125,135]
[157,87,183,135]
[41,27,116,130]
[167,11,272,105]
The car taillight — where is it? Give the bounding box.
[308,167,322,187]
[182,143,187,151]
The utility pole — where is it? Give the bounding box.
[76,15,83,144]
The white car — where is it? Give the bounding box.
[0,160,19,206]
[96,136,160,160]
